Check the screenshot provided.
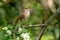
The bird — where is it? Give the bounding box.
[14,7,31,27]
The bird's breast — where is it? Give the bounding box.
[24,10,30,19]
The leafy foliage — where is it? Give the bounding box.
[0,0,59,40]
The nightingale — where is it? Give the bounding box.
[14,7,31,27]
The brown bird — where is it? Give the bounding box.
[14,7,31,27]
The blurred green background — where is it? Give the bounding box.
[0,0,59,40]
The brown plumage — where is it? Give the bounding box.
[14,13,25,27]
[14,8,30,27]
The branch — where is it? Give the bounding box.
[36,8,60,40]
[23,24,46,28]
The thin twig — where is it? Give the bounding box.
[23,24,46,28]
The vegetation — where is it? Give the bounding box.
[0,0,60,40]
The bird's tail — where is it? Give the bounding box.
[13,16,20,39]
[14,17,20,27]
